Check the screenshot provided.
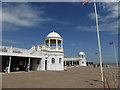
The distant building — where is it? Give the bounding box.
[64,52,87,67]
[0,32,86,73]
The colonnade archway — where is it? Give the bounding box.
[1,56,41,72]
[64,61,80,66]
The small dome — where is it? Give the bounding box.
[47,32,61,38]
[79,52,85,55]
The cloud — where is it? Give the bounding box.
[88,12,101,20]
[0,39,20,44]
[71,43,77,46]
[98,2,118,21]
[71,43,82,46]
[76,2,118,34]
[89,2,118,21]
[76,25,95,31]
[97,0,119,2]
[2,39,19,44]
[2,3,52,31]
[98,2,118,34]
[57,21,71,25]
[76,20,118,34]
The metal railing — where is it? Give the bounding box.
[0,46,33,55]
[103,66,119,88]
[41,45,63,51]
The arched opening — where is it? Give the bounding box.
[51,58,55,64]
[50,40,56,47]
[45,60,47,70]
[59,58,62,63]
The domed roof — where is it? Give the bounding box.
[47,32,61,38]
[79,52,85,55]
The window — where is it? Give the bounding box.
[82,61,84,64]
[82,55,84,58]
[51,58,55,64]
[59,58,62,63]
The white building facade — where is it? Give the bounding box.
[0,32,86,73]
[0,32,64,72]
[40,32,64,70]
[64,52,87,67]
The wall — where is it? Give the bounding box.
[31,59,41,71]
[40,51,64,71]
[80,59,86,66]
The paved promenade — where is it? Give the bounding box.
[2,67,110,88]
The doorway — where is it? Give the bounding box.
[45,60,47,70]
[10,56,28,72]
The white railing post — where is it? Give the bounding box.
[56,39,58,50]
[49,39,50,50]
[71,61,73,66]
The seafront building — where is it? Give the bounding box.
[0,32,86,73]
[64,52,86,67]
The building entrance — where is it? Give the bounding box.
[10,57,29,72]
[45,60,47,70]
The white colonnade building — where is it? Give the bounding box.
[0,32,86,73]
[0,32,64,72]
[64,52,87,67]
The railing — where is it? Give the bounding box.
[50,47,56,50]
[41,45,63,52]
[58,47,63,50]
[64,57,85,61]
[0,46,30,55]
[103,66,119,88]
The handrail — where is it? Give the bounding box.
[103,67,119,88]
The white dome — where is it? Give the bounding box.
[47,32,61,38]
[79,52,85,55]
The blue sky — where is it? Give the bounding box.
[1,2,118,64]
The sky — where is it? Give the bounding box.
[1,1,119,64]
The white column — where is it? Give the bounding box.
[8,56,11,73]
[49,39,50,47]
[61,40,63,48]
[72,61,73,66]
[49,39,50,50]
[69,61,71,66]
[56,39,58,50]
[65,61,67,65]
[65,61,66,65]
[79,60,81,66]
[28,57,30,71]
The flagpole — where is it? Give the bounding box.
[94,0,104,82]
[113,42,118,67]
